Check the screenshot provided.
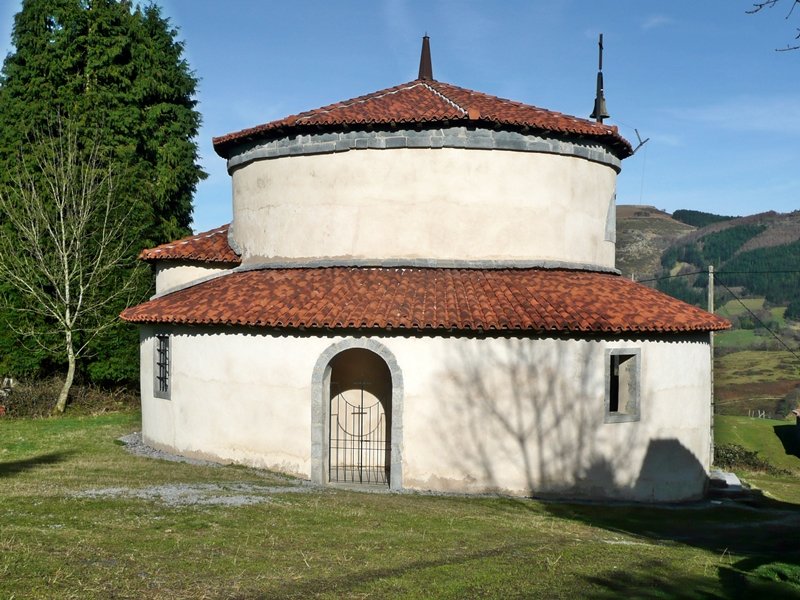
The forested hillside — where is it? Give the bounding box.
[617,208,800,310]
[617,206,800,419]
[672,209,734,229]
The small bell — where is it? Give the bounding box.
[590,73,610,121]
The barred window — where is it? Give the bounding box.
[154,334,170,399]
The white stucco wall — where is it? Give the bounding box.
[154,261,231,295]
[139,328,711,501]
[229,148,617,269]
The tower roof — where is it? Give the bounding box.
[212,78,632,159]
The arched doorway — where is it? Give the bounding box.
[310,338,404,490]
[328,348,391,485]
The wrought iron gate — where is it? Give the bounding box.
[329,385,389,485]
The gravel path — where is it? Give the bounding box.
[69,432,316,507]
[73,482,313,507]
[117,432,221,467]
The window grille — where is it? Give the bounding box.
[154,334,170,399]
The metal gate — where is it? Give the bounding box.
[329,385,389,485]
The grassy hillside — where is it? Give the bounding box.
[715,414,800,475]
[714,350,799,416]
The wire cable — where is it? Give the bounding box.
[637,269,800,284]
[712,277,800,362]
[635,267,800,360]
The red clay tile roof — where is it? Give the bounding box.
[139,224,241,264]
[212,79,632,159]
[120,267,729,334]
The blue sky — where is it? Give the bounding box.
[1,1,799,233]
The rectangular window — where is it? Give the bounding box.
[605,348,640,423]
[154,334,170,399]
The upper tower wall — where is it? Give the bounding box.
[227,126,619,269]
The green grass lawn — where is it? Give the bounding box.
[2,411,800,598]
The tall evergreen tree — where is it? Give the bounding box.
[0,0,205,388]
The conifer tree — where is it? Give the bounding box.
[0,0,204,391]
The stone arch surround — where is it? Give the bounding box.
[310,338,404,489]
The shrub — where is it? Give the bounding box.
[1,377,139,418]
[714,443,789,475]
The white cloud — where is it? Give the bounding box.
[670,96,800,135]
[642,15,673,31]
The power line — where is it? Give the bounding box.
[636,269,800,284]
[636,271,702,283]
[635,267,800,360]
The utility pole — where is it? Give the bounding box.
[709,265,715,466]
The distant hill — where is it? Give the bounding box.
[655,211,800,310]
[617,207,800,293]
[615,205,695,280]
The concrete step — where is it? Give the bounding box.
[708,469,748,498]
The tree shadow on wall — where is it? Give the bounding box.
[433,338,645,499]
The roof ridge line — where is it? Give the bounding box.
[421,81,467,115]
[295,81,431,122]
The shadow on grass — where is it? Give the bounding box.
[534,489,800,598]
[230,535,800,600]
[230,542,533,600]
[0,451,72,477]
[584,560,800,599]
[774,424,800,459]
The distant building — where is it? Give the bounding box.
[122,39,728,501]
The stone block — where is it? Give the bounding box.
[335,140,352,152]
[310,142,337,154]
[384,136,408,149]
[313,132,340,144]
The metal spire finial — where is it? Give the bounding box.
[418,35,433,81]
[590,33,610,123]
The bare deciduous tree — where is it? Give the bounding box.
[0,120,142,414]
[748,0,800,50]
